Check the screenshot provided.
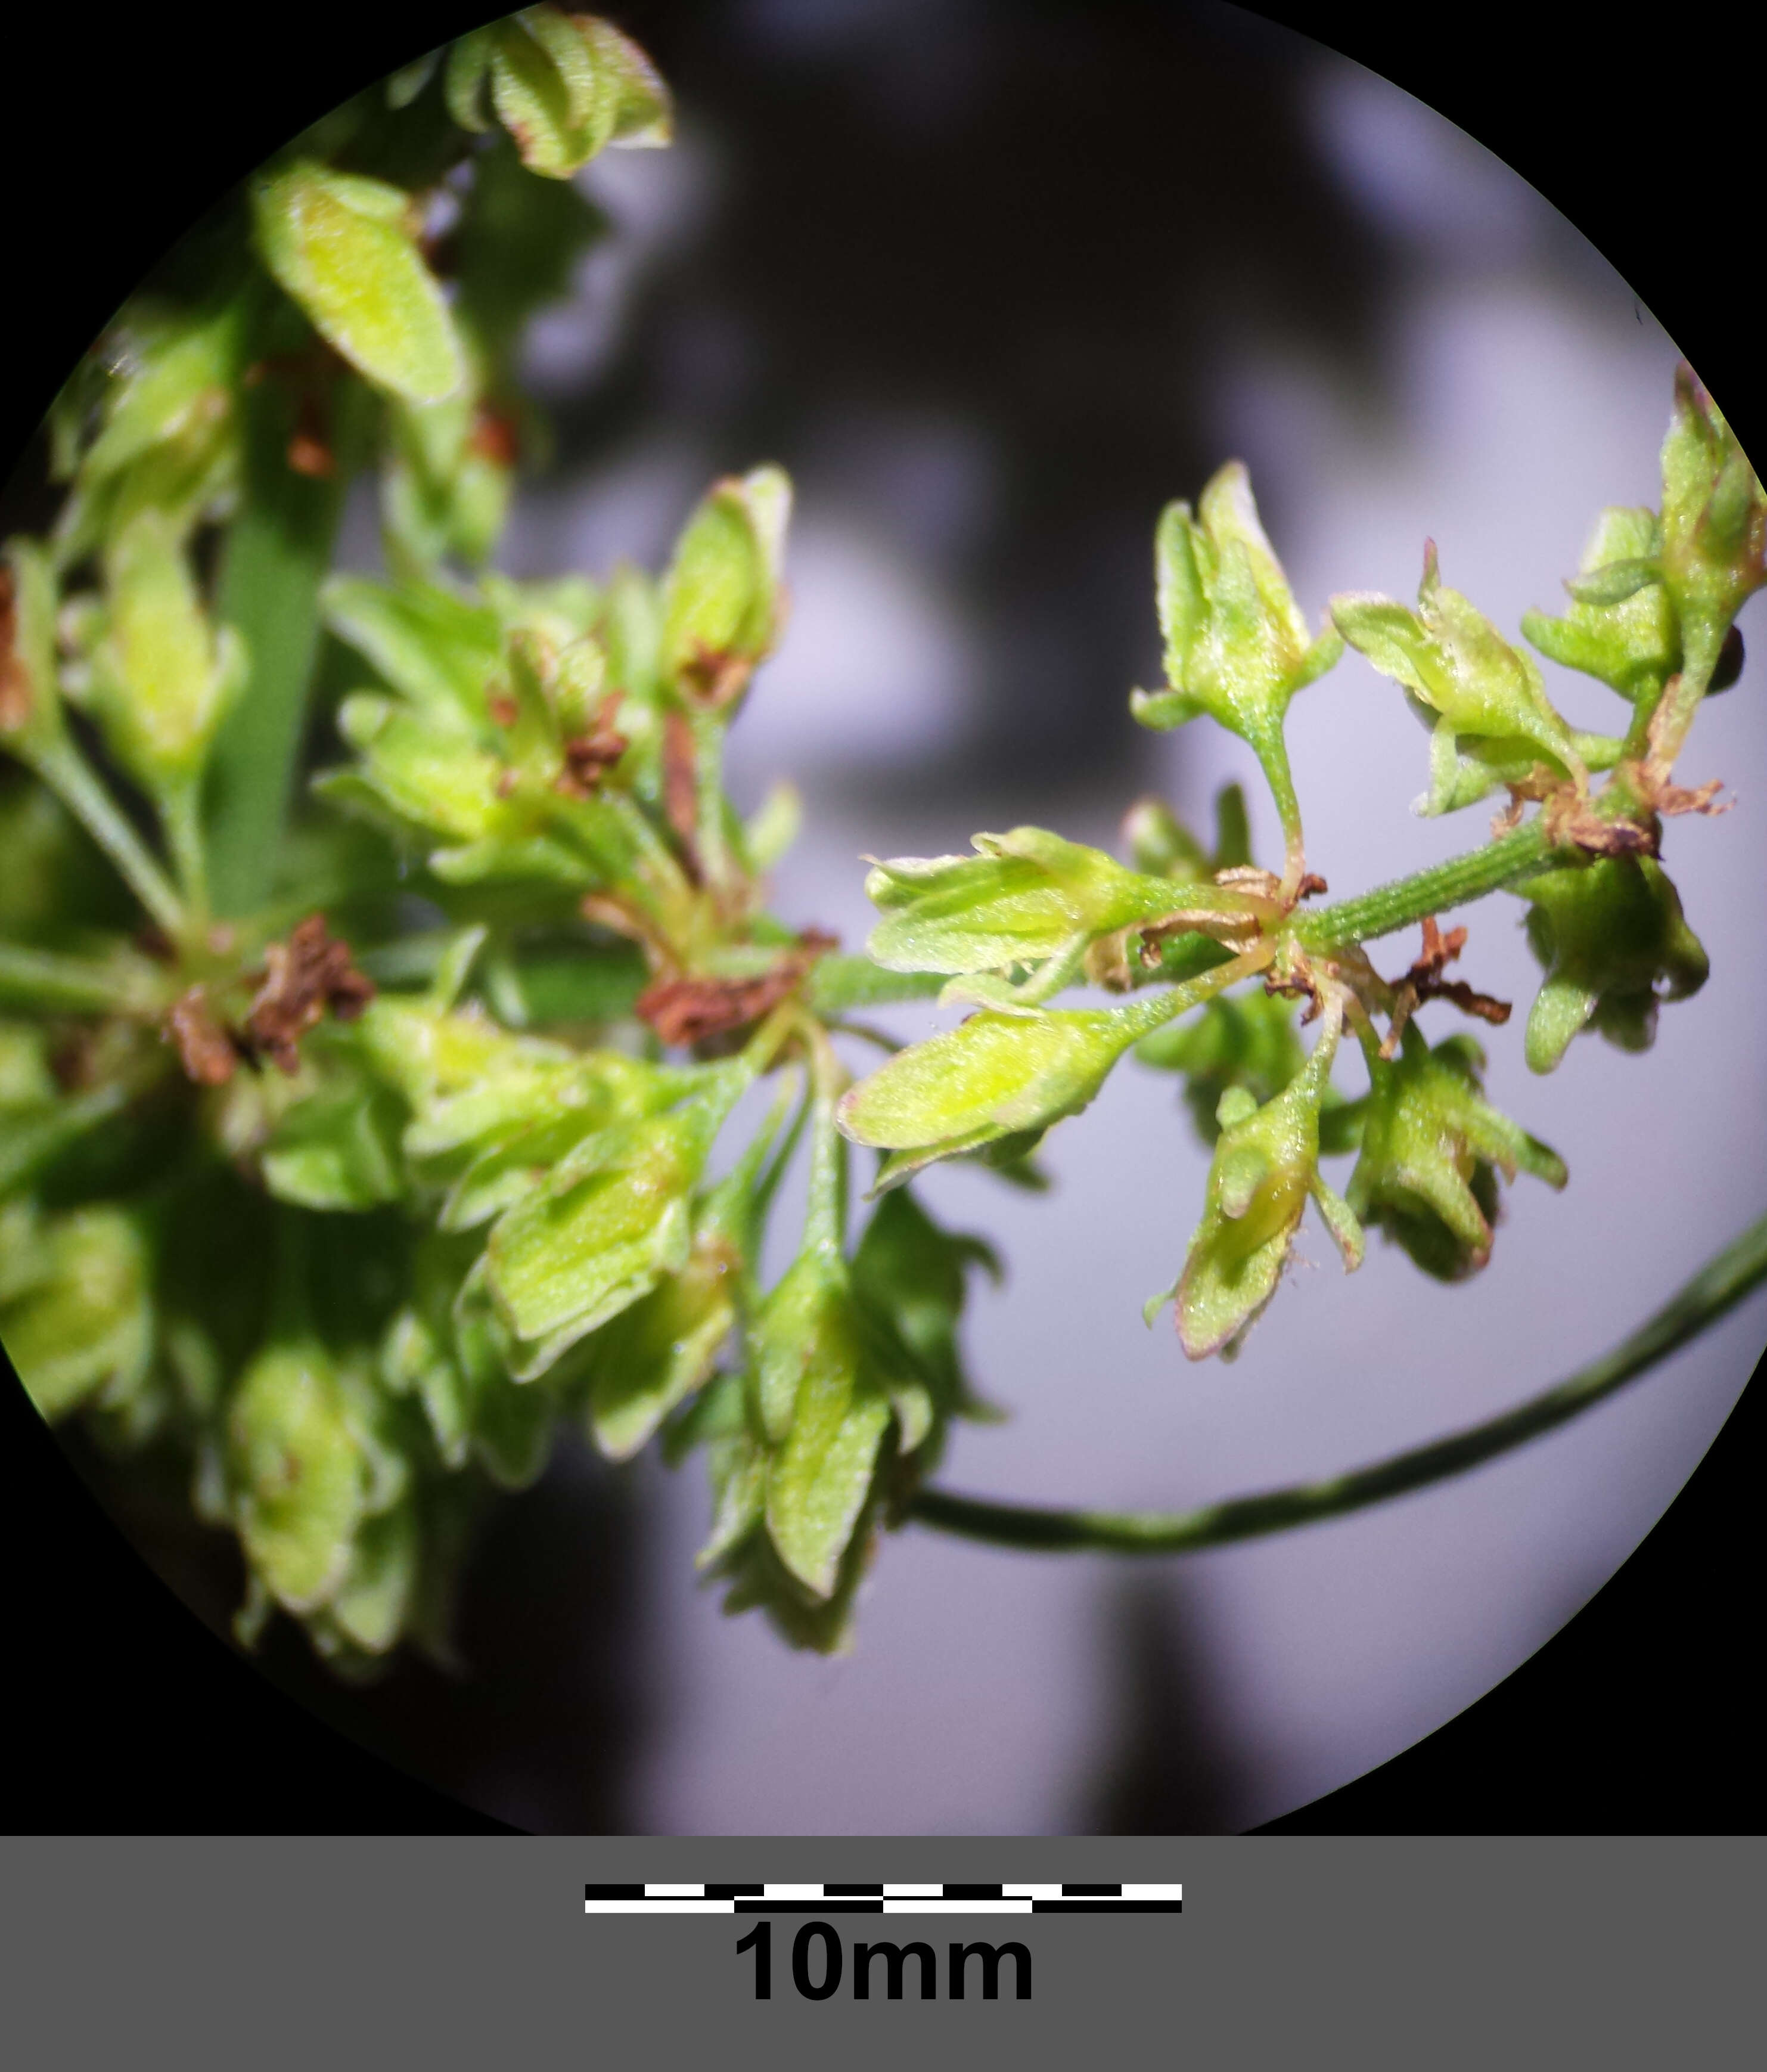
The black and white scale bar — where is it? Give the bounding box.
[583,1883,1181,1915]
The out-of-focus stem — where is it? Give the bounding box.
[912,1206,1767,1555]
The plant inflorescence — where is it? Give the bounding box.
[2,9,1763,1665]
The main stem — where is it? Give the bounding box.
[206,375,359,917]
[1291,820,1554,951]
[911,1205,1767,1555]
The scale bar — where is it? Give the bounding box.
[585,1882,1180,1916]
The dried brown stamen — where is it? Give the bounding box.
[1380,916,1510,1057]
[635,929,836,1050]
[468,404,520,469]
[678,640,754,711]
[555,691,629,796]
[167,987,243,1087]
[243,916,375,1075]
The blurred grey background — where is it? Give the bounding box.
[145,0,1767,1831]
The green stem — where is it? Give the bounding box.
[160,774,209,924]
[688,705,738,901]
[1647,624,1721,770]
[1117,944,1271,1040]
[1249,719,1306,896]
[206,376,362,917]
[801,1022,850,1260]
[1292,820,1553,951]
[30,739,185,938]
[0,939,170,1018]
[912,1206,1767,1555]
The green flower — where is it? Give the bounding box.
[229,1337,427,1660]
[0,1203,154,1422]
[253,163,465,405]
[483,1059,752,1376]
[446,8,671,177]
[1657,364,1766,678]
[1152,1002,1361,1360]
[1521,507,1680,708]
[1333,544,1585,815]
[863,826,1214,1008]
[381,1230,562,1490]
[49,298,244,564]
[836,992,1181,1192]
[229,1340,371,1615]
[1346,1026,1566,1281]
[1131,464,1340,880]
[1516,855,1708,1072]
[660,467,792,706]
[71,513,246,847]
[580,1075,803,1463]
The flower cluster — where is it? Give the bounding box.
[2,7,1759,1672]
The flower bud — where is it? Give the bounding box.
[1657,364,1766,672]
[381,1230,557,1488]
[228,1340,367,1615]
[448,11,670,175]
[660,467,791,706]
[85,512,245,792]
[748,1249,893,1598]
[1131,464,1340,861]
[1517,855,1709,1072]
[329,691,505,842]
[483,1061,750,1376]
[313,1500,422,1660]
[1521,506,1680,709]
[582,1224,741,1462]
[1346,1026,1566,1281]
[253,163,465,404]
[54,299,243,560]
[577,1075,802,1463]
[322,573,505,731]
[863,826,1192,1006]
[1333,544,1583,814]
[836,995,1173,1192]
[0,1205,153,1421]
[1153,1007,1362,1360]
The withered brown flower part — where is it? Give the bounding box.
[0,564,33,732]
[555,692,629,796]
[636,930,836,1050]
[1540,786,1661,859]
[468,404,520,469]
[167,987,242,1087]
[243,915,376,1075]
[286,390,336,479]
[1381,916,1510,1057]
[678,640,754,711]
